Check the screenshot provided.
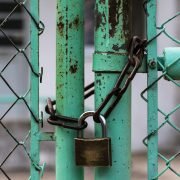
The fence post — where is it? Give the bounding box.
[56,0,84,179]
[30,0,40,179]
[147,1,158,179]
[94,0,132,179]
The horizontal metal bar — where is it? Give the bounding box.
[93,53,164,73]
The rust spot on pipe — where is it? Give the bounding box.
[73,16,80,28]
[69,64,78,74]
[95,4,106,30]
[57,16,64,36]
[95,11,102,30]
[112,44,121,51]
[122,0,131,42]
[69,16,80,29]
[112,44,126,51]
[109,0,121,38]
[108,0,131,45]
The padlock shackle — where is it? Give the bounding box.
[77,111,107,138]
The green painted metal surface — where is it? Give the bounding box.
[146,1,158,179]
[56,0,84,179]
[27,1,179,179]
[30,0,40,179]
[93,53,147,73]
[94,0,132,179]
[164,47,180,80]
[38,132,55,141]
[1,0,179,179]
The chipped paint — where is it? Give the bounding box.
[69,64,78,74]
[94,0,132,179]
[69,16,80,29]
[95,0,132,53]
[122,0,132,42]
[56,0,84,179]
[109,0,121,37]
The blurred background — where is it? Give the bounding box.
[0,0,179,179]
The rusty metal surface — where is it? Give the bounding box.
[56,0,84,179]
[95,0,132,53]
[75,138,111,166]
[94,0,132,179]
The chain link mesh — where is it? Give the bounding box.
[0,0,179,179]
[0,0,44,179]
[143,1,180,179]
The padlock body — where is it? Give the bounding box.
[75,137,111,166]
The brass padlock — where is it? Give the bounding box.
[75,111,112,166]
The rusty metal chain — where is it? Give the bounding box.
[45,36,147,129]
[45,83,94,130]
[93,36,147,122]
[45,98,87,130]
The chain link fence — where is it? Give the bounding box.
[142,1,180,179]
[0,0,44,179]
[0,0,179,180]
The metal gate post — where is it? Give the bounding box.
[30,0,40,179]
[56,0,84,179]
[94,0,132,179]
[147,1,158,179]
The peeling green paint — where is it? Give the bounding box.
[56,0,84,179]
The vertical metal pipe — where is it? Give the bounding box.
[56,0,84,179]
[30,0,40,179]
[147,1,158,179]
[94,0,132,179]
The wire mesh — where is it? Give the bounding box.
[0,0,44,179]
[143,1,180,179]
[0,0,179,179]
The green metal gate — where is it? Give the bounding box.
[0,0,179,179]
[0,1,45,179]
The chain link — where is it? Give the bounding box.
[45,83,94,130]
[46,36,147,128]
[45,98,87,130]
[0,0,45,177]
[142,0,180,178]
[93,36,147,122]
